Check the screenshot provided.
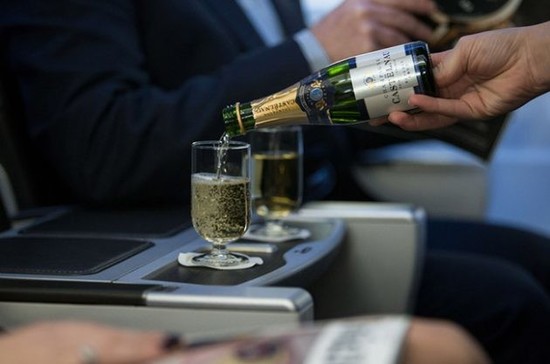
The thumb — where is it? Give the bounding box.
[430,49,463,88]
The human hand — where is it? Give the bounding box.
[402,319,490,364]
[0,321,179,364]
[387,22,550,131]
[149,317,490,364]
[311,0,436,62]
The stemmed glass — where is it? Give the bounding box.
[191,140,251,267]
[248,126,306,240]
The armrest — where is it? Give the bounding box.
[295,201,425,317]
[0,283,313,338]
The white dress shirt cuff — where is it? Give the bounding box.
[293,29,332,72]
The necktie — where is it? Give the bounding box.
[270,0,305,36]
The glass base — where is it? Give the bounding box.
[192,251,249,268]
[244,222,311,243]
[254,223,303,238]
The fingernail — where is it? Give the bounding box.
[161,334,184,350]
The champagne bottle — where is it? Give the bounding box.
[223,41,436,137]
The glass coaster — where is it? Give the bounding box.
[178,252,263,270]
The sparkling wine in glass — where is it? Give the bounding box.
[191,140,251,267]
[249,126,305,239]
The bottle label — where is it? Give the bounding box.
[354,44,408,67]
[353,42,426,68]
[350,55,419,118]
[363,87,416,119]
[351,55,418,99]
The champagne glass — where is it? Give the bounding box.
[191,140,251,267]
[249,126,305,239]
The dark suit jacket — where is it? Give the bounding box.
[0,0,355,206]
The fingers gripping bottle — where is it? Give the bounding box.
[223,41,436,137]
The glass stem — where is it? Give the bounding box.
[211,244,229,258]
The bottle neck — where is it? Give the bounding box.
[223,102,255,137]
[232,102,246,135]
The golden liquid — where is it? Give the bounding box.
[252,151,301,219]
[191,173,250,245]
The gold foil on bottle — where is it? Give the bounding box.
[235,102,245,134]
[251,84,308,127]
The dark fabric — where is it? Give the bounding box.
[416,219,550,364]
[416,250,550,364]
[0,0,316,207]
[427,219,550,293]
[271,0,306,36]
[0,60,71,208]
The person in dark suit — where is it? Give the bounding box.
[0,0,434,207]
[0,2,548,363]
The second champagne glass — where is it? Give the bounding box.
[249,126,305,239]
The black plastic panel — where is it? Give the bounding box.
[0,278,160,304]
[20,206,191,238]
[0,236,153,275]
